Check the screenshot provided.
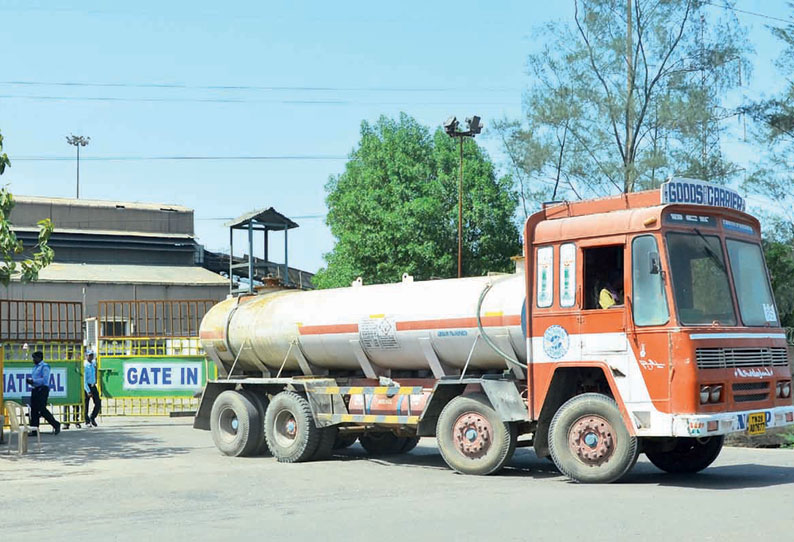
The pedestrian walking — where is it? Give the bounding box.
[26,351,61,435]
[84,349,101,427]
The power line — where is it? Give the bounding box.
[0,94,514,106]
[703,1,793,25]
[13,155,347,162]
[0,80,518,94]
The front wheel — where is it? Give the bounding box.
[548,393,638,483]
[436,393,517,475]
[645,436,724,474]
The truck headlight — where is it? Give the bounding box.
[710,385,722,403]
[700,385,710,404]
[783,381,792,398]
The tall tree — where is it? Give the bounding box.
[496,0,749,214]
[0,130,54,284]
[315,114,520,289]
[743,1,794,239]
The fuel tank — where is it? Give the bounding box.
[199,273,526,376]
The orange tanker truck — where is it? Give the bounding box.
[194,177,794,483]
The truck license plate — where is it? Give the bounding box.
[747,412,766,435]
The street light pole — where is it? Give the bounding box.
[444,115,482,278]
[65,134,90,199]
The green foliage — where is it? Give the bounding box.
[496,0,749,212]
[315,114,520,289]
[743,2,794,236]
[0,130,54,285]
[761,239,794,328]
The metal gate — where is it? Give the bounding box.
[96,299,217,416]
[1,300,86,427]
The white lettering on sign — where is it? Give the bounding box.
[734,367,774,379]
[661,178,746,212]
[2,368,68,399]
[123,362,203,390]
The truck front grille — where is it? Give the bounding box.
[732,382,769,392]
[733,392,769,403]
[695,347,789,369]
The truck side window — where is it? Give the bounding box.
[583,246,624,310]
[560,243,576,307]
[631,235,669,326]
[537,245,554,308]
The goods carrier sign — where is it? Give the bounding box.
[661,177,746,212]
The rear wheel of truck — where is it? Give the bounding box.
[264,391,322,463]
[548,393,638,483]
[210,390,263,457]
[240,389,270,456]
[644,436,724,474]
[359,432,414,455]
[436,393,517,476]
[333,433,359,450]
[311,426,339,461]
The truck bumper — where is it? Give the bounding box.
[671,405,794,438]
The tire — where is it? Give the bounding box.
[359,432,407,455]
[333,433,359,450]
[240,389,270,456]
[264,391,322,463]
[645,436,724,474]
[311,426,339,461]
[210,390,263,457]
[548,393,638,484]
[436,393,517,476]
[399,436,421,453]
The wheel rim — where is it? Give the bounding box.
[218,407,239,443]
[274,408,299,448]
[568,415,615,466]
[452,412,493,459]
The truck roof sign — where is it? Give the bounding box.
[661,177,746,212]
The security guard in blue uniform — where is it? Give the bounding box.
[26,351,61,435]
[83,349,101,426]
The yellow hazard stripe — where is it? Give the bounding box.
[316,414,420,425]
[309,386,424,395]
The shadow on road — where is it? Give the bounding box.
[623,461,794,489]
[1,426,192,467]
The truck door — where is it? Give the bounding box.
[579,239,630,385]
[627,234,671,403]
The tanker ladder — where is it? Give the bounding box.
[194,374,531,474]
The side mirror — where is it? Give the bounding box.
[648,252,661,275]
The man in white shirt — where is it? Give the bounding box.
[83,349,101,427]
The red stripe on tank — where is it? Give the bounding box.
[299,323,360,335]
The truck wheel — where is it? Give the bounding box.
[240,390,270,456]
[210,390,263,457]
[359,432,407,455]
[311,427,339,461]
[645,436,724,474]
[265,391,322,463]
[548,393,638,483]
[333,433,359,450]
[400,436,421,453]
[436,393,517,475]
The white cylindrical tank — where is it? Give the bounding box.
[199,273,526,375]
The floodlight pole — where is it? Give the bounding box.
[458,137,464,279]
[444,115,481,279]
[66,134,90,199]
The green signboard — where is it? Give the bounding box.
[2,361,84,406]
[99,356,215,398]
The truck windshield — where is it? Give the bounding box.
[726,239,778,326]
[666,232,736,325]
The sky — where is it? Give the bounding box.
[1,0,791,274]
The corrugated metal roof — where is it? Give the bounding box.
[225,207,299,229]
[14,195,192,213]
[12,226,195,239]
[23,263,228,286]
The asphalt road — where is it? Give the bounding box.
[1,418,793,542]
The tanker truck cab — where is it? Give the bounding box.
[194,177,794,484]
